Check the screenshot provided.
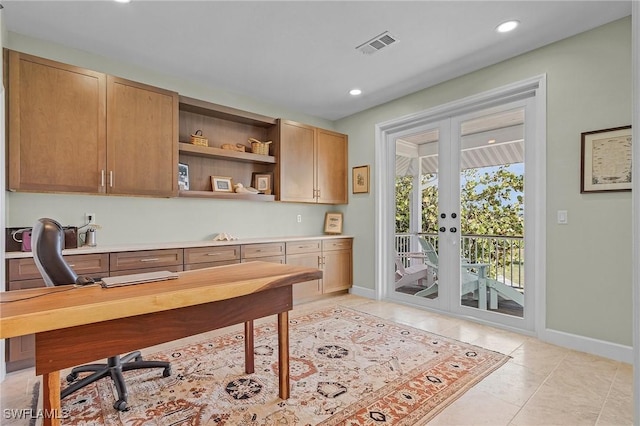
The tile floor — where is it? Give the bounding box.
[0,294,634,425]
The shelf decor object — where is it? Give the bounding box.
[249,138,272,155]
[190,130,208,147]
[323,212,343,235]
[580,126,632,193]
[252,172,273,195]
[352,165,370,194]
[211,176,234,192]
[178,163,189,190]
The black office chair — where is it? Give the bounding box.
[31,218,171,411]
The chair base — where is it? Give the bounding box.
[63,351,171,411]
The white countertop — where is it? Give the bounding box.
[5,235,353,259]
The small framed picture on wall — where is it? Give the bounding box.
[352,165,370,194]
[323,212,343,235]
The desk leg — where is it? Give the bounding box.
[42,371,61,426]
[278,311,290,400]
[244,320,254,374]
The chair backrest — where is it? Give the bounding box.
[32,218,79,287]
[417,236,439,266]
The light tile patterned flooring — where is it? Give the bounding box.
[0,294,634,425]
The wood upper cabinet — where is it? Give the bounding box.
[7,50,107,193]
[107,76,178,197]
[276,120,348,204]
[6,50,178,197]
[316,127,348,204]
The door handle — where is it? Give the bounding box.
[439,227,446,232]
[440,213,446,219]
[450,227,457,233]
[451,213,457,218]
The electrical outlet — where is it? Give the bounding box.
[86,212,96,225]
[297,214,302,223]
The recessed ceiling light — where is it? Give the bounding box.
[114,0,131,3]
[487,139,496,144]
[349,89,362,96]
[496,20,519,33]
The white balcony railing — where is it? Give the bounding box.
[395,233,524,290]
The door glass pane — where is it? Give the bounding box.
[458,108,525,317]
[394,129,439,299]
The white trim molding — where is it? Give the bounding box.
[542,328,633,364]
[349,285,376,300]
[631,2,639,423]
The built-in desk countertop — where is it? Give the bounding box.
[5,235,353,259]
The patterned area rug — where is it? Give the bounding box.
[61,306,509,425]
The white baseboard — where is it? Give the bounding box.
[541,328,633,364]
[349,285,376,300]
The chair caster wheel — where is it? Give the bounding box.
[162,367,172,377]
[113,399,128,412]
[66,372,78,383]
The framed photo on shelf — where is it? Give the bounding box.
[178,163,189,191]
[252,172,273,195]
[323,212,343,235]
[352,165,370,194]
[580,126,632,193]
[211,176,234,192]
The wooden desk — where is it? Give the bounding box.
[0,261,322,426]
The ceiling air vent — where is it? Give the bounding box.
[356,31,398,55]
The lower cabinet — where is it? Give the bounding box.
[4,237,352,370]
[322,239,353,293]
[286,238,352,301]
[5,253,109,372]
[286,240,323,299]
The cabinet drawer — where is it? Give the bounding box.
[109,265,183,277]
[241,256,285,264]
[184,260,240,271]
[323,238,352,251]
[185,246,240,264]
[8,253,109,281]
[286,240,322,255]
[110,249,183,272]
[241,243,285,259]
[7,278,46,291]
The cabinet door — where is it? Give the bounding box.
[287,252,322,299]
[323,249,353,293]
[107,76,178,197]
[7,51,107,193]
[316,128,348,204]
[278,120,316,202]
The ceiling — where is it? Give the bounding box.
[2,1,632,121]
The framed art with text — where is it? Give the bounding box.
[580,126,632,193]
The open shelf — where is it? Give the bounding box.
[179,143,276,164]
[179,96,276,127]
[179,190,275,202]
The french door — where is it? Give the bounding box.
[389,94,538,332]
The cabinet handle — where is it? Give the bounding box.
[139,258,160,262]
[206,252,222,256]
[109,171,114,187]
[100,170,105,187]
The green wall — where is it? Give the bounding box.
[336,17,632,346]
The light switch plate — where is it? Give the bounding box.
[557,210,568,224]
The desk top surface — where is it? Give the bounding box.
[0,261,322,339]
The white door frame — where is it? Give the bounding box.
[375,75,547,334]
